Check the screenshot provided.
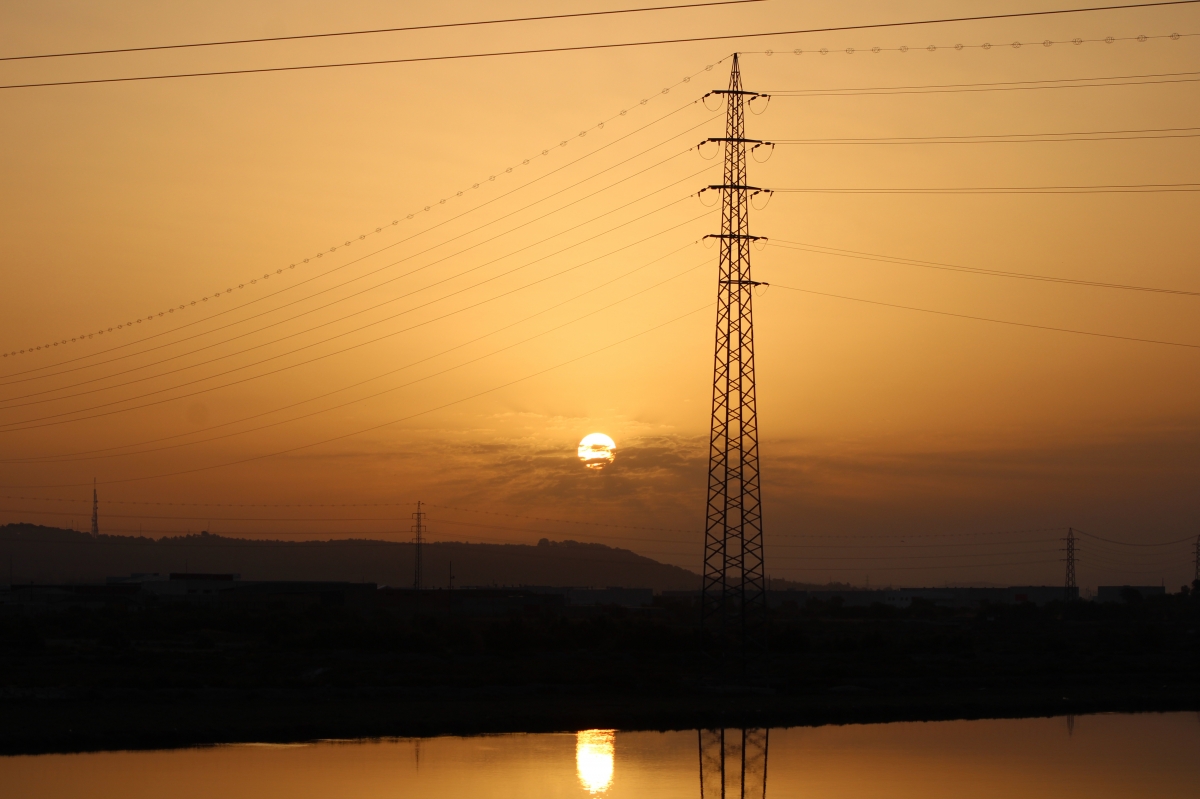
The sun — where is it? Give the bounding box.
[577,433,616,470]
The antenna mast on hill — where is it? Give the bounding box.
[90,478,99,537]
[700,53,770,671]
[412,501,426,591]
[1064,527,1077,601]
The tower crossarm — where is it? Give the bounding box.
[705,184,769,192]
[703,137,773,145]
[705,89,770,97]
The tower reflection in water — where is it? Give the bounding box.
[699,728,769,799]
[576,729,616,794]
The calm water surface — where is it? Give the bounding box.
[2,713,1197,798]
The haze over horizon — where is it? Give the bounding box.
[2,0,1199,591]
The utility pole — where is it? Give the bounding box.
[412,501,426,591]
[90,478,99,538]
[700,53,770,672]
[1064,527,1077,601]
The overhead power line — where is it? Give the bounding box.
[0,496,1071,546]
[3,82,718,362]
[767,239,1200,297]
[768,125,1200,145]
[0,517,1070,562]
[781,558,1062,572]
[0,302,714,489]
[0,195,709,429]
[4,1,1198,90]
[0,512,1063,560]
[1075,529,1198,546]
[0,495,1078,550]
[0,494,414,508]
[0,534,689,566]
[0,1,769,62]
[768,527,1067,539]
[0,252,710,461]
[425,503,697,534]
[769,283,1200,350]
[0,247,704,463]
[0,493,699,534]
[4,123,719,385]
[743,30,1194,55]
[0,149,711,398]
[0,528,1070,570]
[774,182,1200,194]
[766,68,1200,97]
[0,499,1075,547]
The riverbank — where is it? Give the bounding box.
[1,678,1197,755]
[2,592,1196,754]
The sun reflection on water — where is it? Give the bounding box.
[575,729,615,794]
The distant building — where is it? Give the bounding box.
[1095,585,1167,603]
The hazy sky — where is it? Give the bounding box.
[1,0,1198,589]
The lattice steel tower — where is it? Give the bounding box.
[1193,533,1199,585]
[90,478,99,538]
[701,54,769,663]
[412,500,426,591]
[1064,527,1077,601]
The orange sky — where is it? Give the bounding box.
[1,1,1199,589]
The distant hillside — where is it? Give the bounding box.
[0,524,701,591]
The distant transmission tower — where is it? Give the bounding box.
[1064,527,1077,601]
[1193,532,1199,585]
[90,478,99,537]
[412,500,426,591]
[701,53,770,667]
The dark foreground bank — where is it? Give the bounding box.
[1,590,1197,754]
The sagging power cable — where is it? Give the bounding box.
[5,2,1198,90]
[767,239,1200,297]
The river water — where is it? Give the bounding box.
[2,713,1197,798]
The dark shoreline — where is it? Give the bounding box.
[4,585,1197,755]
[2,681,1197,756]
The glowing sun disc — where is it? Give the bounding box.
[577,433,616,470]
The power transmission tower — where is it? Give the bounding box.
[701,53,770,669]
[412,501,426,591]
[1064,527,1077,601]
[90,478,99,538]
[1193,533,1199,585]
